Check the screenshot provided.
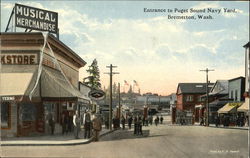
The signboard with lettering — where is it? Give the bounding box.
[15,3,58,33]
[1,52,38,65]
[1,96,15,101]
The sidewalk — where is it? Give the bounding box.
[193,123,249,130]
[1,127,115,146]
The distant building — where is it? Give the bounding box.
[173,83,213,124]
[196,80,229,124]
[136,94,171,109]
[228,77,245,102]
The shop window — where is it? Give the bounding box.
[1,102,10,128]
[43,101,60,123]
[20,103,37,121]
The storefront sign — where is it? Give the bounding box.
[1,53,38,65]
[1,96,15,101]
[15,3,58,33]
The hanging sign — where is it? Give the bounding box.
[15,3,58,33]
[88,89,105,100]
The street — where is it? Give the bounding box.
[1,116,248,158]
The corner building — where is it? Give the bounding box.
[0,32,90,137]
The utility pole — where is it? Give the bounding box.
[118,83,121,120]
[200,68,214,126]
[105,64,119,130]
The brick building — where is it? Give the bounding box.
[172,83,213,124]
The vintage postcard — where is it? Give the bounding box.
[0,0,249,158]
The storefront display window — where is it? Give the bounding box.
[1,102,10,128]
[20,103,37,121]
[43,101,59,123]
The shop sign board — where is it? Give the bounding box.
[15,3,58,33]
[1,52,38,65]
[1,96,15,101]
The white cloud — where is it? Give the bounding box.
[1,1,247,95]
[1,2,13,9]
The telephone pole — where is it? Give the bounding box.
[118,82,121,120]
[200,68,214,126]
[105,64,119,130]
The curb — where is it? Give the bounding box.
[1,129,117,146]
[171,124,249,130]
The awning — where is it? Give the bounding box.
[0,65,91,103]
[237,99,249,112]
[218,102,243,114]
[0,65,39,98]
[195,104,204,108]
[41,66,91,103]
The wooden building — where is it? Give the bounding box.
[1,32,90,137]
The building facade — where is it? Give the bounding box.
[1,32,90,137]
[173,83,213,124]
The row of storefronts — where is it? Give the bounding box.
[171,42,250,127]
[1,32,92,137]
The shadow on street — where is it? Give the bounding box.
[100,129,170,142]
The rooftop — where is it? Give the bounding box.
[177,83,214,94]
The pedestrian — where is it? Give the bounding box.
[149,115,153,125]
[105,118,109,129]
[62,113,69,135]
[48,113,55,135]
[160,115,164,124]
[68,115,73,132]
[121,115,126,130]
[92,114,102,141]
[240,115,244,127]
[200,116,204,126]
[84,112,91,139]
[73,111,80,139]
[154,116,159,126]
[128,116,133,129]
[224,115,230,127]
[142,116,145,126]
[214,115,219,127]
[138,116,143,135]
[134,116,138,135]
[145,117,148,126]
[245,116,249,126]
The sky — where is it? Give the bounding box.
[1,1,249,95]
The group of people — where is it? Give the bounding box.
[48,111,102,141]
[214,114,249,127]
[113,114,165,135]
[73,111,102,141]
[199,114,250,127]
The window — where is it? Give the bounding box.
[185,95,193,102]
[231,91,234,99]
[20,103,36,121]
[1,102,10,128]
